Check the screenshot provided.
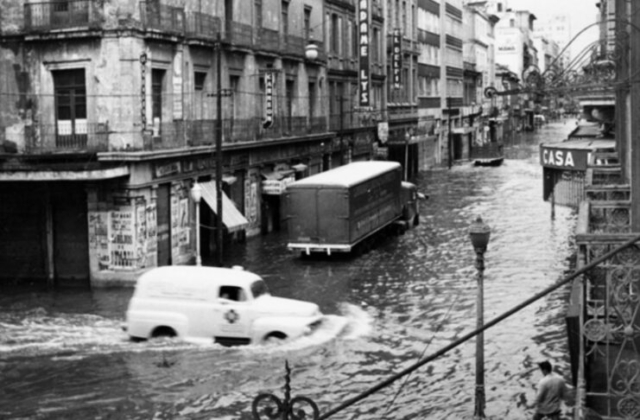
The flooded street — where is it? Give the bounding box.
[1,122,579,420]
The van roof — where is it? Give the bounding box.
[287,161,401,188]
[137,266,262,288]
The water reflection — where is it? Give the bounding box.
[0,122,579,419]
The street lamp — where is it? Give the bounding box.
[469,216,491,419]
[305,40,319,60]
[191,182,202,266]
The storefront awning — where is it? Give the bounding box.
[200,181,249,232]
[261,169,295,180]
[292,163,308,172]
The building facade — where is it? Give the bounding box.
[0,0,330,287]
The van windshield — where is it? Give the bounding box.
[250,280,269,299]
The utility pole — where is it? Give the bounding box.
[215,31,223,267]
[448,97,453,169]
[340,95,345,165]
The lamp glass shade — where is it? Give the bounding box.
[469,216,491,249]
[190,183,202,203]
[305,43,319,60]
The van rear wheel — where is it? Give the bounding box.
[151,326,177,339]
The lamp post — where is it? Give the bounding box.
[469,216,491,419]
[447,97,453,169]
[191,182,202,266]
[215,30,223,267]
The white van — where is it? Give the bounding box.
[125,266,323,346]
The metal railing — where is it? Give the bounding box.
[140,1,185,34]
[24,122,109,153]
[24,0,101,31]
[185,12,222,41]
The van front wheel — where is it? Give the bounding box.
[264,332,287,345]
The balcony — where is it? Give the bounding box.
[6,115,330,156]
[225,21,253,49]
[140,1,185,35]
[258,27,280,53]
[24,0,102,32]
[22,122,109,154]
[185,12,222,42]
[284,35,306,57]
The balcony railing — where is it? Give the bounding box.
[140,1,185,34]
[258,27,281,52]
[9,116,332,155]
[225,21,253,49]
[284,35,306,57]
[185,12,221,41]
[23,122,109,154]
[24,0,101,32]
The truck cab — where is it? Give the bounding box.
[400,181,420,228]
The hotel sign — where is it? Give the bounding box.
[358,0,371,106]
[392,28,402,89]
[264,72,274,129]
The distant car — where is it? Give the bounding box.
[125,266,323,346]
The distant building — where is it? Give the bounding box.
[535,14,572,67]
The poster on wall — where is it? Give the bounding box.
[146,202,158,265]
[244,177,259,228]
[88,211,111,271]
[110,207,136,269]
[171,194,180,261]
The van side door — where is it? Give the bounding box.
[214,285,253,340]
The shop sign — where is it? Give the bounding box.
[264,72,275,129]
[262,176,295,195]
[540,146,589,170]
[358,0,371,106]
[392,28,402,89]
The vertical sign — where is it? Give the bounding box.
[264,72,274,129]
[392,28,402,89]
[358,0,371,107]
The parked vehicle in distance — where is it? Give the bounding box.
[125,266,323,346]
[283,161,422,256]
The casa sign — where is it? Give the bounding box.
[539,146,589,171]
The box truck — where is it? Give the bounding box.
[283,161,421,255]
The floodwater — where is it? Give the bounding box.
[0,121,579,420]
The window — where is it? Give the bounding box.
[53,68,87,146]
[219,286,247,301]
[151,69,165,122]
[304,7,311,39]
[255,0,262,28]
[308,81,316,119]
[194,72,207,91]
[194,71,208,120]
[281,0,289,36]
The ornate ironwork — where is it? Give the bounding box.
[252,361,319,420]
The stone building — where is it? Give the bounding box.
[0,0,331,287]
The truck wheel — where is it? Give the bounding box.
[264,332,287,344]
[151,326,177,339]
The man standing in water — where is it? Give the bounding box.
[532,360,571,420]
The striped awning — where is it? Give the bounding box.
[200,181,249,232]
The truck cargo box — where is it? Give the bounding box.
[284,161,405,254]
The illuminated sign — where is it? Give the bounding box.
[264,72,274,129]
[359,0,371,106]
[392,28,402,89]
